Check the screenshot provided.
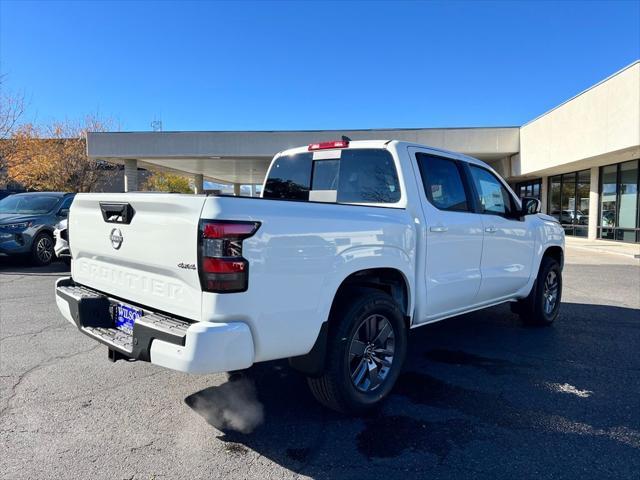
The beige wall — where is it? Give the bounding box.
[519,62,640,177]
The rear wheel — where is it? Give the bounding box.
[516,256,562,326]
[307,289,407,413]
[225,370,249,382]
[31,232,54,266]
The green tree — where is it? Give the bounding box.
[143,171,193,193]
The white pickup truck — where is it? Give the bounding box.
[55,140,564,413]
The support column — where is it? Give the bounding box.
[588,167,600,240]
[250,184,256,197]
[233,183,241,196]
[540,176,548,214]
[124,159,138,192]
[193,174,204,194]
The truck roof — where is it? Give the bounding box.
[277,140,490,168]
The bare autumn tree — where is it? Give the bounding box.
[6,116,115,192]
[0,75,25,139]
[0,75,26,184]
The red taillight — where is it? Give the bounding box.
[203,222,258,239]
[202,257,247,273]
[198,220,260,293]
[308,140,349,151]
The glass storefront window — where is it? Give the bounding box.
[598,160,640,243]
[550,176,561,221]
[619,161,638,228]
[617,161,639,242]
[548,170,590,237]
[576,170,590,237]
[600,165,617,235]
[532,182,540,198]
[515,179,542,201]
[561,173,576,226]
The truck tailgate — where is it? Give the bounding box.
[69,193,207,321]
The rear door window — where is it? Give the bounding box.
[263,149,401,205]
[416,153,470,212]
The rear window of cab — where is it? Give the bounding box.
[263,149,401,205]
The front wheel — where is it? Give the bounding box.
[307,289,407,414]
[31,232,55,266]
[517,256,562,326]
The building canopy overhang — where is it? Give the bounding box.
[87,127,520,185]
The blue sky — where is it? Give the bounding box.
[1,0,639,131]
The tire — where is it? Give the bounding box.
[307,289,407,414]
[516,256,562,326]
[31,232,55,266]
[225,370,248,382]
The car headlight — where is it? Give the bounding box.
[1,221,33,230]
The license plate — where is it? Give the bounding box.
[114,303,142,333]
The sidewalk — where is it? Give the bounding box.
[565,236,640,259]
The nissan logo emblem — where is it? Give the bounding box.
[110,228,123,250]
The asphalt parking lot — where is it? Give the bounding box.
[1,248,639,480]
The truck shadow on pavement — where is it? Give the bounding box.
[186,302,640,479]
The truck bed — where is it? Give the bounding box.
[68,192,416,361]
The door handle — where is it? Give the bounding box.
[430,225,448,233]
[485,226,498,233]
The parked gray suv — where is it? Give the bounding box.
[0,192,75,265]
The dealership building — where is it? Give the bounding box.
[87,61,640,243]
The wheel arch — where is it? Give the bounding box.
[289,266,412,376]
[33,224,55,237]
[329,267,411,321]
[543,245,564,270]
[30,226,55,246]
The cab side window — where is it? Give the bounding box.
[468,165,515,216]
[416,153,470,212]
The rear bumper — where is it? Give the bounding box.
[55,277,254,374]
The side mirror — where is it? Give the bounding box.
[58,208,70,217]
[521,197,541,216]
